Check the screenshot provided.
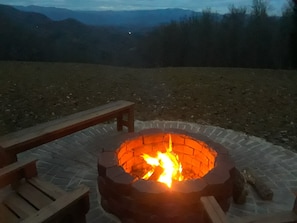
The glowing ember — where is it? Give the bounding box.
[141,134,184,188]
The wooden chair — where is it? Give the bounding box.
[0,158,90,223]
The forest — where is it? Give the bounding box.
[0,0,297,69]
[139,0,297,69]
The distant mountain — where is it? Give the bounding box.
[14,5,198,28]
[1,4,51,26]
[0,4,142,66]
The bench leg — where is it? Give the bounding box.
[117,114,124,131]
[127,107,134,132]
[117,109,134,132]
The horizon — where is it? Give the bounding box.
[0,0,288,16]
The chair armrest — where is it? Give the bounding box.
[21,185,90,223]
[0,158,37,189]
[200,196,228,223]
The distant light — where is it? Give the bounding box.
[128,31,132,35]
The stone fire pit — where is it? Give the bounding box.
[98,128,235,222]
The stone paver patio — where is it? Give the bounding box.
[18,120,297,222]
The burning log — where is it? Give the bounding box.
[148,166,164,181]
[242,167,273,201]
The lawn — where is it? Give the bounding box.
[0,61,296,151]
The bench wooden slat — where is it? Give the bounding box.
[28,177,66,200]
[200,196,228,223]
[0,158,37,189]
[4,193,37,219]
[21,185,89,223]
[16,181,53,210]
[0,203,20,223]
[0,100,134,161]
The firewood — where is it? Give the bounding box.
[148,166,164,181]
[232,168,248,204]
[242,167,273,201]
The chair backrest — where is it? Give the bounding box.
[0,158,37,188]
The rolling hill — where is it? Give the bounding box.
[14,5,198,29]
[0,4,140,65]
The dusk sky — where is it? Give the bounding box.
[0,0,288,15]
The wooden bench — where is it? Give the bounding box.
[0,158,90,223]
[0,100,135,167]
[200,195,297,223]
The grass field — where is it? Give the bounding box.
[0,61,296,151]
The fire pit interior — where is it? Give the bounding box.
[98,129,235,223]
[119,131,216,187]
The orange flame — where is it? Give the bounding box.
[141,134,184,188]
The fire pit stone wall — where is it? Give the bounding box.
[98,128,235,223]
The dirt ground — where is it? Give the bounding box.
[0,61,297,152]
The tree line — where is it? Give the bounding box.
[138,0,297,69]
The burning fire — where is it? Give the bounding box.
[141,134,184,188]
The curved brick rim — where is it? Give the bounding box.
[98,128,235,222]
